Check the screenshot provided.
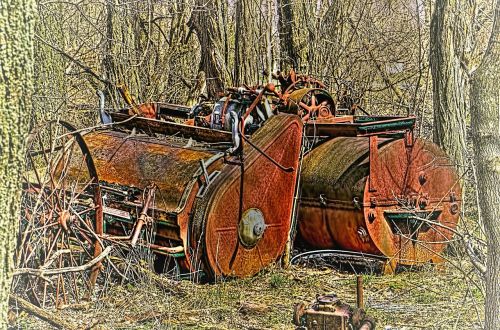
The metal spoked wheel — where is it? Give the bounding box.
[287,88,336,121]
[12,120,104,308]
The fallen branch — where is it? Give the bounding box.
[9,295,79,330]
[13,246,113,277]
[42,249,71,269]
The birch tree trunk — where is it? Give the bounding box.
[0,0,36,327]
[470,2,500,328]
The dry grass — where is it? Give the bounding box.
[10,258,484,330]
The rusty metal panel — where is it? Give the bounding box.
[110,112,232,143]
[77,130,220,212]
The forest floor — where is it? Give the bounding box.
[9,258,484,330]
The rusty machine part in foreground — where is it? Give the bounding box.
[293,293,375,330]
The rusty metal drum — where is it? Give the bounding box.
[297,136,461,268]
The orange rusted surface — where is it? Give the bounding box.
[79,131,221,212]
[298,136,461,266]
[189,114,303,278]
[27,73,465,285]
[136,103,157,118]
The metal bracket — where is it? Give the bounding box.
[404,129,414,147]
[196,169,221,198]
[368,135,378,192]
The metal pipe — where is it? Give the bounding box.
[147,244,184,254]
[226,111,241,154]
[97,90,112,124]
[130,186,155,247]
[263,98,274,118]
[356,275,364,309]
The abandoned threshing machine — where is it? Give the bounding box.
[14,71,461,306]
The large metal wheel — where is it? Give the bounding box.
[188,115,303,280]
[13,120,103,308]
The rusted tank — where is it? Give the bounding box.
[297,134,461,270]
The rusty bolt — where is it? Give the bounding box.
[418,171,427,185]
[319,194,327,207]
[357,227,369,243]
[450,202,459,215]
[353,197,361,210]
[368,211,376,223]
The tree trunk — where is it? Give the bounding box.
[234,0,261,86]
[0,0,36,327]
[470,2,500,328]
[429,0,471,168]
[277,0,298,71]
[188,0,226,99]
[102,1,118,108]
[265,0,273,82]
[234,0,243,85]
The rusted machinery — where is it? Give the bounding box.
[297,133,461,272]
[15,86,304,306]
[293,293,375,330]
[82,111,303,280]
[14,70,461,307]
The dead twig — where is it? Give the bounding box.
[13,246,113,277]
[9,294,79,330]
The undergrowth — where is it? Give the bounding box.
[10,259,484,330]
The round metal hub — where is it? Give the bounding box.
[238,208,266,248]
